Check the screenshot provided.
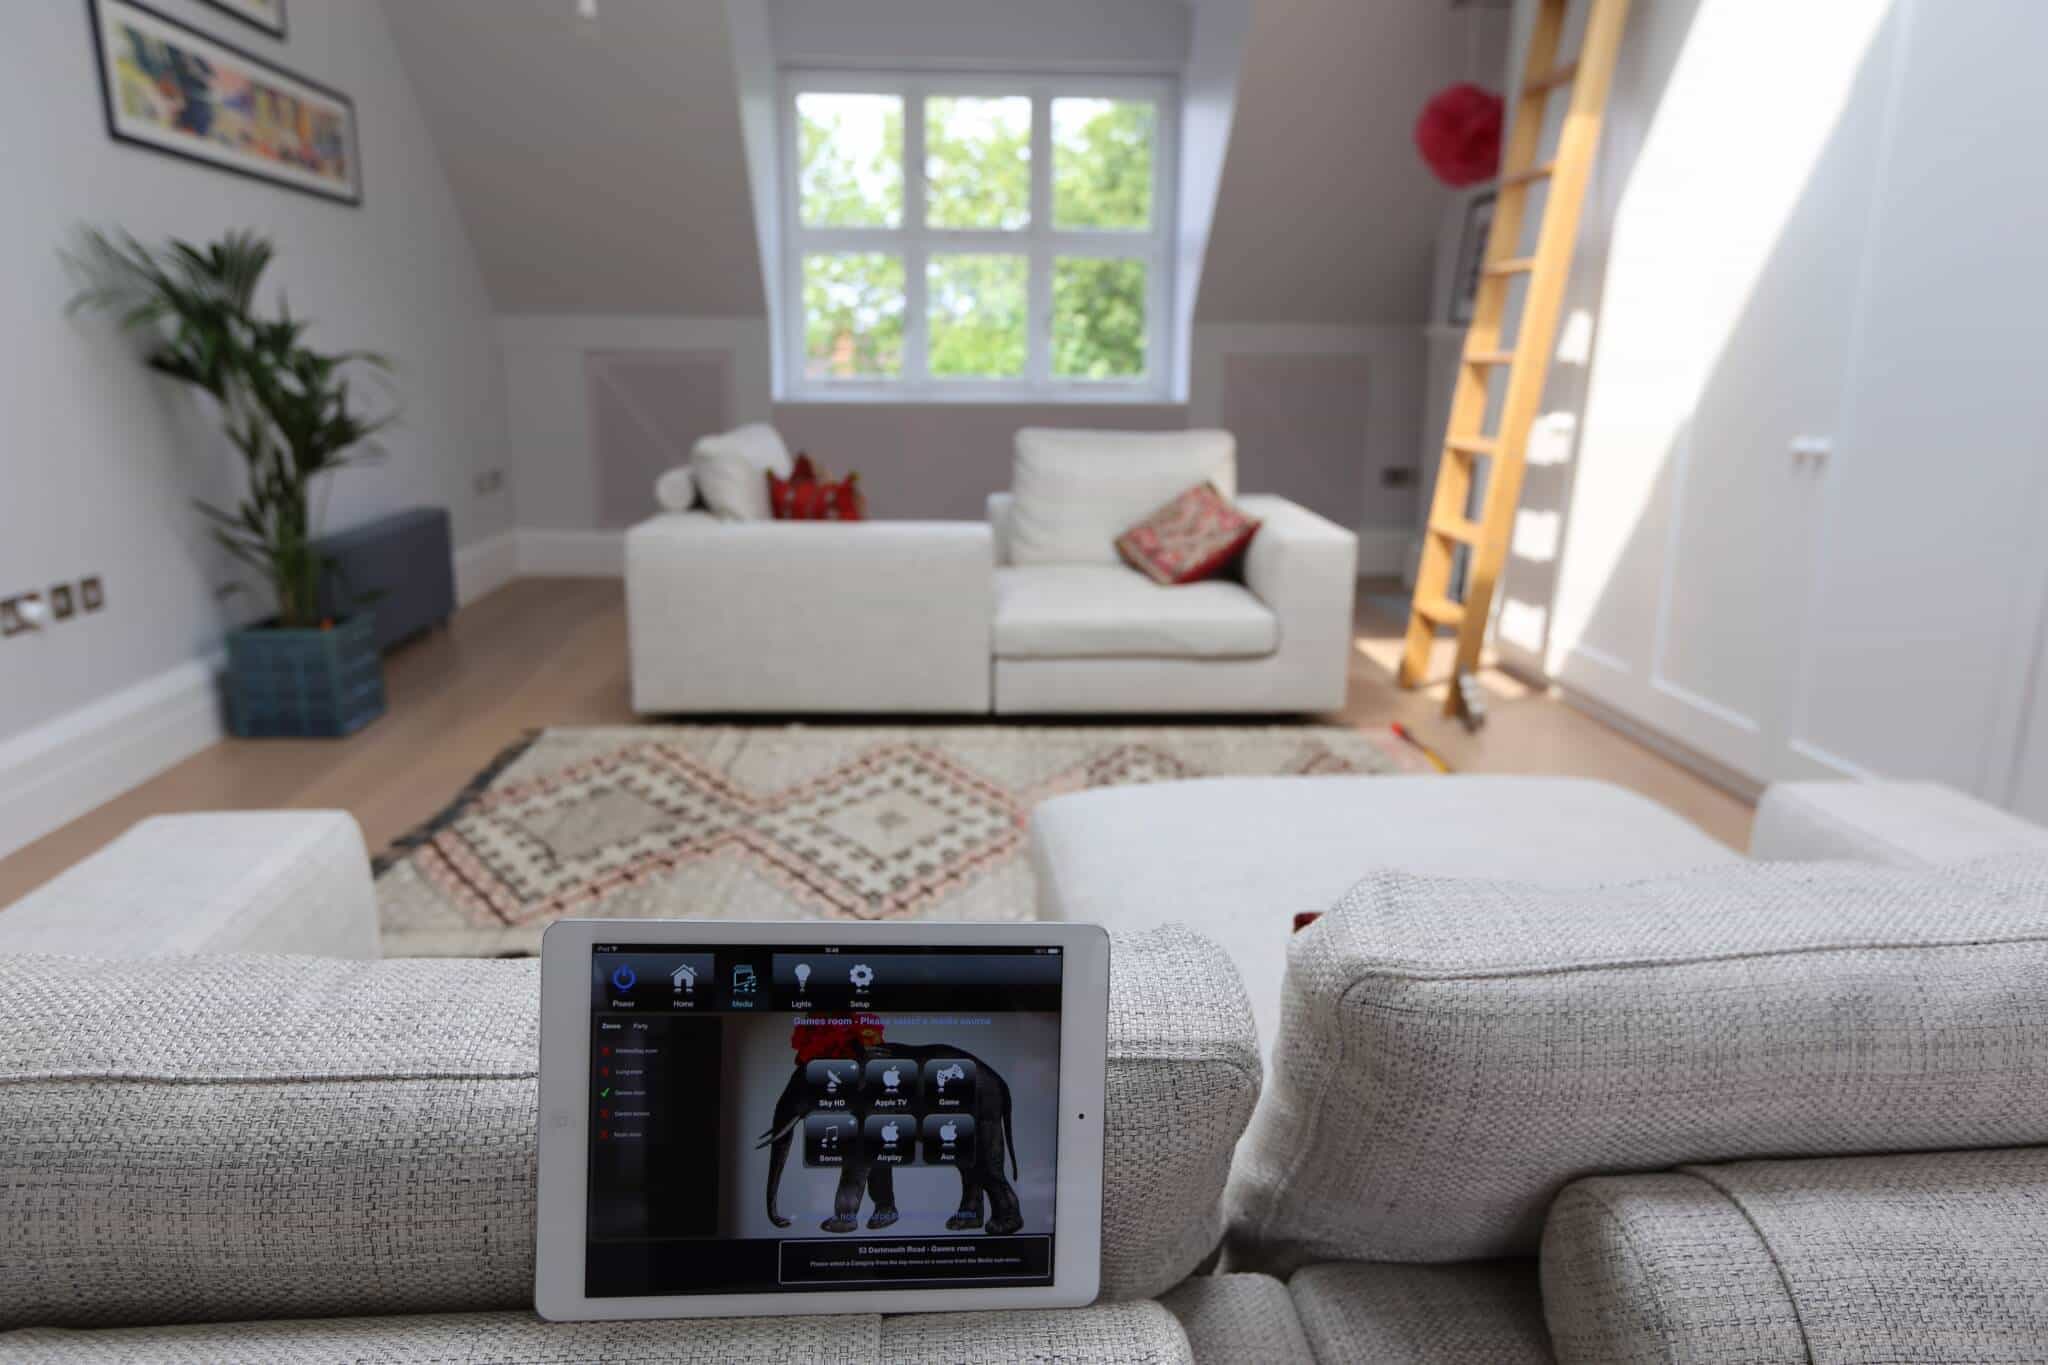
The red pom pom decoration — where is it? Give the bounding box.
[1415,83,1503,187]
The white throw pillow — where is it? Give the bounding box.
[690,423,794,521]
[1008,428,1238,566]
[653,465,696,512]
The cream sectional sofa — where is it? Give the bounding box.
[625,426,1358,716]
[4,778,2048,1361]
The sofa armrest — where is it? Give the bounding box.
[0,812,378,959]
[986,491,1014,566]
[1751,780,2048,866]
[625,516,994,713]
[1234,496,1358,712]
[1544,1148,2048,1365]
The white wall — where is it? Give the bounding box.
[0,0,505,849]
[493,317,1422,564]
[767,0,1191,72]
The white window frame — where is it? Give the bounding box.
[779,70,1178,404]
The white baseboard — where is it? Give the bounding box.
[454,530,520,606]
[517,528,625,578]
[1356,527,1414,578]
[0,655,224,861]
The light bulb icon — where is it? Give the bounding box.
[795,963,811,991]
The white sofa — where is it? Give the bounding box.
[624,426,1359,716]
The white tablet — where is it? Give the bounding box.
[535,919,1110,1321]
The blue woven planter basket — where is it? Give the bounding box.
[225,613,387,738]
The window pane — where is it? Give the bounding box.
[925,95,1031,230]
[1052,98,1155,230]
[803,253,905,378]
[1053,258,1147,380]
[797,93,903,227]
[928,254,1027,379]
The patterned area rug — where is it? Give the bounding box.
[375,725,1425,957]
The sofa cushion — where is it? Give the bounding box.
[690,423,793,521]
[1543,1148,2048,1365]
[653,464,697,513]
[1225,852,2048,1273]
[1288,1262,1555,1364]
[1033,777,1741,1062]
[1009,428,1237,566]
[1160,1273,1315,1365]
[1115,482,1261,585]
[0,1310,879,1363]
[880,1301,1191,1364]
[0,927,1253,1328]
[994,565,1278,659]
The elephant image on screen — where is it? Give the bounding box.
[718,1011,1060,1242]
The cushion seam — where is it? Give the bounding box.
[1671,1167,1818,1365]
[1332,933,2048,984]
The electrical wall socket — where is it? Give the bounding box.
[81,576,105,611]
[473,469,505,496]
[2,593,44,637]
[1381,467,1418,489]
[51,584,75,619]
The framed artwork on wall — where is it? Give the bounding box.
[199,0,285,40]
[87,0,359,205]
[1447,189,1497,326]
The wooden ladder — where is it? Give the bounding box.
[1398,0,1632,718]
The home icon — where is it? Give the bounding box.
[671,963,697,992]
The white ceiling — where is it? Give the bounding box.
[1194,0,1508,323]
[381,0,766,316]
[383,0,1504,325]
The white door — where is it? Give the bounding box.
[1780,0,2048,795]
[1549,0,1899,783]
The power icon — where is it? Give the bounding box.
[610,964,637,992]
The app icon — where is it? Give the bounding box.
[863,1058,917,1110]
[794,962,812,991]
[669,963,696,992]
[923,1057,978,1110]
[804,1112,858,1167]
[864,1114,915,1165]
[609,964,636,993]
[848,962,875,990]
[732,963,758,996]
[921,1113,977,1165]
[806,1058,859,1109]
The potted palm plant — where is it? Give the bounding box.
[69,229,395,737]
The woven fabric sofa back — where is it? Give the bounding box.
[1225,853,2048,1274]
[0,928,1256,1329]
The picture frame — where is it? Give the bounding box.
[87,0,359,206]
[1447,189,1497,326]
[198,0,285,41]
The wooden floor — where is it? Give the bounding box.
[0,578,1750,907]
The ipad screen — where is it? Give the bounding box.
[585,942,1063,1297]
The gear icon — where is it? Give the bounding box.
[848,963,875,989]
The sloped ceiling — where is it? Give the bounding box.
[381,0,765,316]
[1195,0,1506,324]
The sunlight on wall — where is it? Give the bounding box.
[1545,0,1890,676]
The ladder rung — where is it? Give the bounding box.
[1415,595,1467,626]
[1465,349,1515,367]
[1430,517,1484,545]
[1446,436,1499,458]
[1524,61,1578,95]
[1500,161,1556,190]
[1484,257,1536,277]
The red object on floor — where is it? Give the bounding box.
[1415,83,1503,187]
[1293,911,1322,934]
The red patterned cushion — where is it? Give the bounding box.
[769,453,867,521]
[1115,482,1261,585]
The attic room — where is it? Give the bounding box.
[4,1,2048,1360]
